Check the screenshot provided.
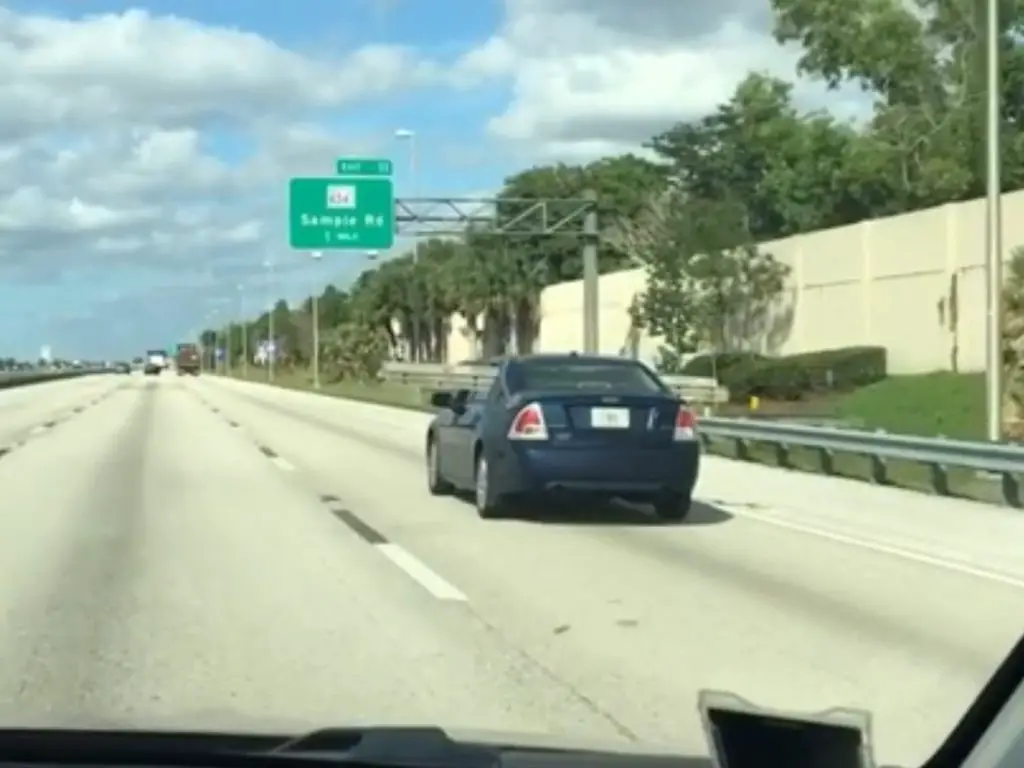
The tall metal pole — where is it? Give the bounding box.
[265,258,276,383]
[396,129,419,362]
[225,323,232,377]
[985,0,1003,441]
[582,189,599,354]
[311,250,322,389]
[238,284,248,379]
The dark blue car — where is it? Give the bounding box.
[425,354,700,521]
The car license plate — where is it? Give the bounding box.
[590,407,630,429]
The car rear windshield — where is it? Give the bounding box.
[507,359,666,395]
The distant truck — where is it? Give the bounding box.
[143,349,168,375]
[176,343,201,376]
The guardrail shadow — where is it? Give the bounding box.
[508,497,733,527]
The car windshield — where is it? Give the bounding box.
[507,358,667,395]
[5,2,1024,768]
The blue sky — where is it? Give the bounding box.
[0,0,841,360]
[0,0,532,360]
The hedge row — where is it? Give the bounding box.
[681,346,888,402]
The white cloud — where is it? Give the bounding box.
[0,4,445,298]
[455,0,867,161]
[0,0,873,355]
[0,7,431,140]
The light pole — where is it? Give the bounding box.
[311,250,323,389]
[984,0,1003,441]
[224,321,232,376]
[264,257,275,383]
[238,283,248,379]
[395,128,419,362]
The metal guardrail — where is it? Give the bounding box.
[380,362,1024,506]
[699,417,1024,506]
[381,362,730,405]
[0,368,112,388]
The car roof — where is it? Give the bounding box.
[503,353,645,367]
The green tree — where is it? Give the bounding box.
[613,192,788,370]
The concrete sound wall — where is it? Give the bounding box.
[444,189,1024,374]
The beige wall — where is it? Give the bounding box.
[444,189,1024,374]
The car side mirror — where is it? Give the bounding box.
[450,388,471,414]
[429,390,453,409]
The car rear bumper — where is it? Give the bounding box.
[494,441,700,501]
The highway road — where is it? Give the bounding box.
[0,372,1022,767]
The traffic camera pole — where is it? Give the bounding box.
[238,283,248,379]
[312,292,321,389]
[311,250,323,389]
[225,324,232,377]
[268,308,275,383]
[582,189,599,354]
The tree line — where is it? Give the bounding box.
[201,0,1024,379]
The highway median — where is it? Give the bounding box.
[0,367,113,389]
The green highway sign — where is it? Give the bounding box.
[335,157,393,176]
[288,177,395,250]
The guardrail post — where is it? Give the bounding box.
[927,462,950,496]
[816,448,835,475]
[773,443,791,469]
[868,429,888,485]
[1000,473,1021,506]
[735,439,750,462]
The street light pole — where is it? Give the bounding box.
[311,250,323,389]
[264,257,275,383]
[238,284,248,379]
[395,128,419,362]
[225,322,232,377]
[985,0,1003,441]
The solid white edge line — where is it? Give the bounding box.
[376,543,468,601]
[721,504,1024,590]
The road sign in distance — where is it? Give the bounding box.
[335,157,393,176]
[288,177,395,250]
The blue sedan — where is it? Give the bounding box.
[425,354,700,521]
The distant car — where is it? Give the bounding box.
[424,354,700,521]
[114,362,131,374]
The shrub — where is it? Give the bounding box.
[681,352,765,377]
[722,346,887,402]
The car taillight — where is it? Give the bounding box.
[508,402,549,440]
[674,407,697,441]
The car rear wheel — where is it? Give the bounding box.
[426,438,454,496]
[653,492,691,523]
[474,452,506,519]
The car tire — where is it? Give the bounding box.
[426,438,454,496]
[653,492,692,523]
[473,451,506,519]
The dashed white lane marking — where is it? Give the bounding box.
[29,425,49,435]
[377,543,468,601]
[720,503,1024,590]
[272,456,295,472]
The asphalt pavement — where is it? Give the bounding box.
[0,372,1022,768]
